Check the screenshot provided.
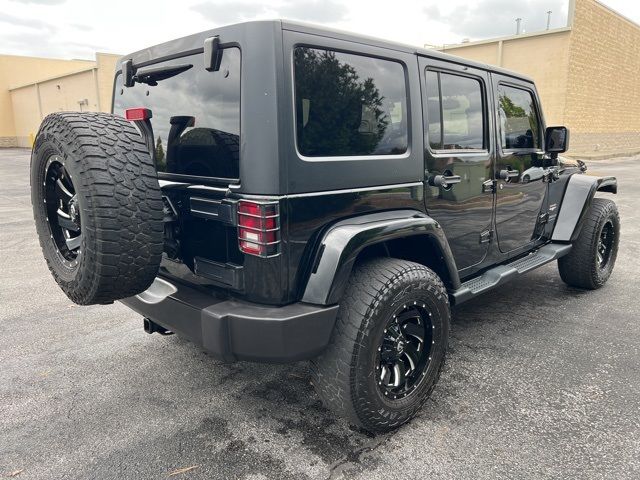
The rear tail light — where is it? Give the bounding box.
[237,200,280,257]
[124,107,152,121]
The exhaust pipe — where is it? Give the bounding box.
[143,317,174,336]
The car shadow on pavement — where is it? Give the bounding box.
[89,265,584,479]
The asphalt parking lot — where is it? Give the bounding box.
[1,147,638,479]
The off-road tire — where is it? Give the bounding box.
[311,258,450,433]
[558,198,620,289]
[31,112,164,305]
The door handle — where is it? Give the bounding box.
[429,174,462,189]
[498,168,520,180]
[482,179,495,193]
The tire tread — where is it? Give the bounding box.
[31,112,163,305]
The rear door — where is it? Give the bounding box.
[492,76,547,253]
[419,57,495,271]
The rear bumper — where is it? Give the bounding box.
[121,277,339,363]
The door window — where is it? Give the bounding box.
[425,71,485,151]
[497,84,541,150]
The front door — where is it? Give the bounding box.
[420,58,494,271]
[492,76,547,253]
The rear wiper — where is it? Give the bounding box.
[133,64,193,86]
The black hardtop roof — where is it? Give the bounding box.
[120,19,534,84]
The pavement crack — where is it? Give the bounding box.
[324,431,394,480]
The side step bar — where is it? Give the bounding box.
[451,243,572,305]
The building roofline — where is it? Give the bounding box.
[95,52,123,56]
[435,0,639,52]
[595,0,640,29]
[9,66,97,91]
[433,26,572,51]
[0,52,95,62]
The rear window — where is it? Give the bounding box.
[293,47,408,157]
[113,47,241,179]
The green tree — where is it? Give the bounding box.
[498,94,526,118]
[155,136,166,171]
[294,48,388,156]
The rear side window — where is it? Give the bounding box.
[497,84,541,150]
[294,47,408,157]
[425,70,485,151]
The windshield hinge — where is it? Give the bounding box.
[122,59,136,88]
[204,36,223,72]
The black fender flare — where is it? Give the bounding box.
[301,210,460,305]
[552,173,617,242]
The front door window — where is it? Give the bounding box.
[497,85,541,151]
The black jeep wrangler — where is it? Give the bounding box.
[30,20,620,433]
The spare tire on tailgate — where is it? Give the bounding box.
[30,112,164,305]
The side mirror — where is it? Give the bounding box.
[545,126,570,157]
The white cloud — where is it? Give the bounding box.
[0,0,637,59]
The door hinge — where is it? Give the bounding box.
[479,230,493,244]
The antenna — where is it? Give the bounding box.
[515,17,522,34]
[547,10,552,30]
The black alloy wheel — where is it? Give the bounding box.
[43,155,82,269]
[596,220,614,269]
[377,303,433,400]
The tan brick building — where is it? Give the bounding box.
[0,52,119,148]
[437,0,640,158]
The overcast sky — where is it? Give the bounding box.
[1,0,639,60]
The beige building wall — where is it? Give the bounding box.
[0,52,120,147]
[565,0,640,154]
[0,55,94,146]
[8,85,40,148]
[96,53,120,111]
[437,0,640,157]
[500,31,572,127]
[443,29,572,128]
[10,69,103,147]
[443,43,501,65]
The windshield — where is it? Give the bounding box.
[113,47,241,179]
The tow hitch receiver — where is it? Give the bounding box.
[143,317,174,336]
